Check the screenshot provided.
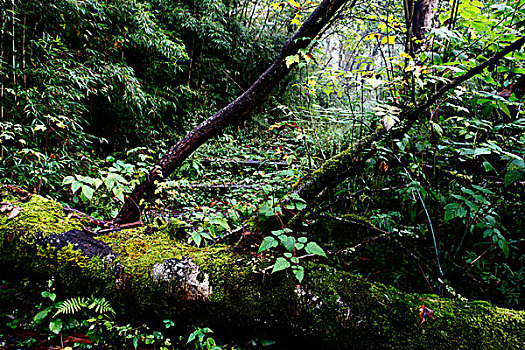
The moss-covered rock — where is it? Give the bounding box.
[1,187,524,349]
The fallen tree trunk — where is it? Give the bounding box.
[1,189,524,349]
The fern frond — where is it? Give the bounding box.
[53,297,87,317]
[87,297,115,315]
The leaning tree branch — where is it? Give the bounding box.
[293,35,525,207]
[112,0,356,224]
[411,35,525,119]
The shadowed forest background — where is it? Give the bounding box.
[1,0,524,348]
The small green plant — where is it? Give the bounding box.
[62,152,153,218]
[189,207,231,246]
[24,280,175,349]
[258,228,327,283]
[34,291,115,335]
[186,327,221,350]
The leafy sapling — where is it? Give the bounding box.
[258,228,327,283]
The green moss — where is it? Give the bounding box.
[294,145,361,201]
[157,218,190,239]
[100,229,185,276]
[0,193,84,239]
[299,265,525,349]
[2,187,525,348]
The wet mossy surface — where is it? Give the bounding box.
[1,187,524,349]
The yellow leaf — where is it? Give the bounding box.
[291,15,301,26]
[307,79,316,88]
[399,52,412,59]
[364,33,379,41]
[381,35,395,45]
[288,0,301,8]
[285,55,300,68]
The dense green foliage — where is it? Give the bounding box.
[0,0,289,194]
[1,0,525,347]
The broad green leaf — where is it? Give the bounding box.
[305,242,327,258]
[33,308,51,324]
[104,178,115,190]
[71,181,82,194]
[82,185,94,201]
[512,158,525,169]
[41,291,56,301]
[259,202,275,218]
[260,339,277,346]
[473,148,491,156]
[472,194,489,204]
[199,230,212,240]
[258,236,278,253]
[450,194,466,201]
[272,229,284,236]
[366,78,385,90]
[381,115,399,131]
[49,319,63,334]
[187,331,197,344]
[294,242,305,250]
[285,55,300,68]
[272,257,291,272]
[483,161,495,172]
[280,235,296,252]
[62,176,75,185]
[293,266,304,283]
[93,178,103,189]
[211,217,230,231]
[112,188,125,202]
[465,200,479,211]
[295,202,307,210]
[501,104,511,118]
[190,231,202,247]
[505,169,524,187]
[298,237,307,243]
[500,241,509,259]
[381,35,395,45]
[444,203,467,221]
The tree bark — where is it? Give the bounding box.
[113,0,354,224]
[412,0,438,51]
[2,190,525,349]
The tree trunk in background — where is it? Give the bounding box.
[412,0,438,52]
[113,0,354,224]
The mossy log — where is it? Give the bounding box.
[1,189,524,349]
